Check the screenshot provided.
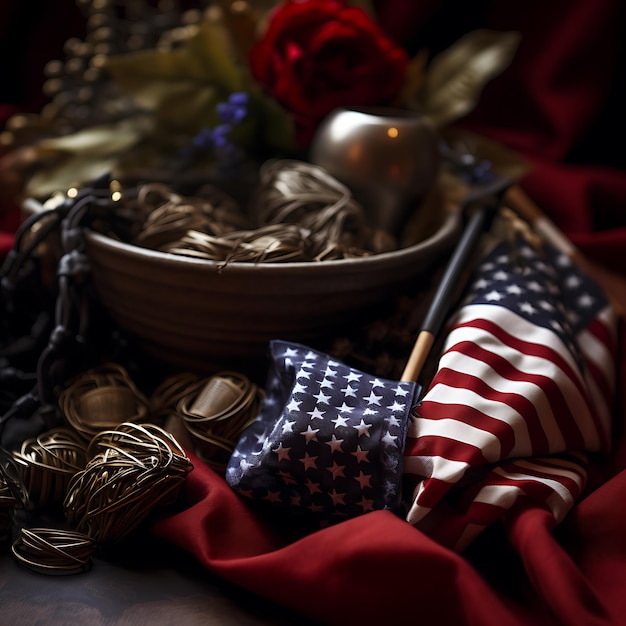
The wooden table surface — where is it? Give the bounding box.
[0,530,315,626]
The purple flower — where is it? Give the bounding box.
[211,124,231,148]
[178,91,250,177]
[216,92,249,125]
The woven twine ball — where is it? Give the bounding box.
[149,371,202,422]
[13,427,88,509]
[64,422,193,544]
[130,162,379,265]
[130,181,314,266]
[133,182,250,251]
[58,363,150,441]
[251,159,377,260]
[11,528,95,575]
[4,364,194,569]
[175,371,264,472]
[1,439,95,573]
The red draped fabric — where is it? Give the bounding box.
[2,1,626,624]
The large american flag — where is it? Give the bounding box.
[403,233,618,550]
[226,340,417,519]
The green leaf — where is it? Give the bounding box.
[395,50,428,109]
[103,15,249,135]
[251,91,296,154]
[25,117,150,197]
[145,82,220,132]
[104,18,246,98]
[419,29,521,129]
[25,154,119,198]
[35,117,148,156]
[104,47,207,107]
[185,19,247,91]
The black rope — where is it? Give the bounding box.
[0,175,129,448]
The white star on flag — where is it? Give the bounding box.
[227,340,417,520]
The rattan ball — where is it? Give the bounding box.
[64,422,192,544]
[13,427,88,509]
[175,371,264,472]
[59,363,150,440]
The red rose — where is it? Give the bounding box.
[249,0,409,146]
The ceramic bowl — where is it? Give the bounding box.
[26,186,461,374]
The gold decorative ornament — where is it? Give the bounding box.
[176,371,264,472]
[13,428,88,509]
[64,422,193,544]
[59,363,151,441]
[11,527,95,575]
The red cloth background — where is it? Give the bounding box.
[2,1,626,625]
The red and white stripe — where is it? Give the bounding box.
[403,299,617,549]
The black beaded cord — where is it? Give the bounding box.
[0,176,132,450]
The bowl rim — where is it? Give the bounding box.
[23,195,461,275]
[86,208,460,274]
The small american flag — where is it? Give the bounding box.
[226,340,417,519]
[403,233,618,550]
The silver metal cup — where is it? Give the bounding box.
[310,106,440,234]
